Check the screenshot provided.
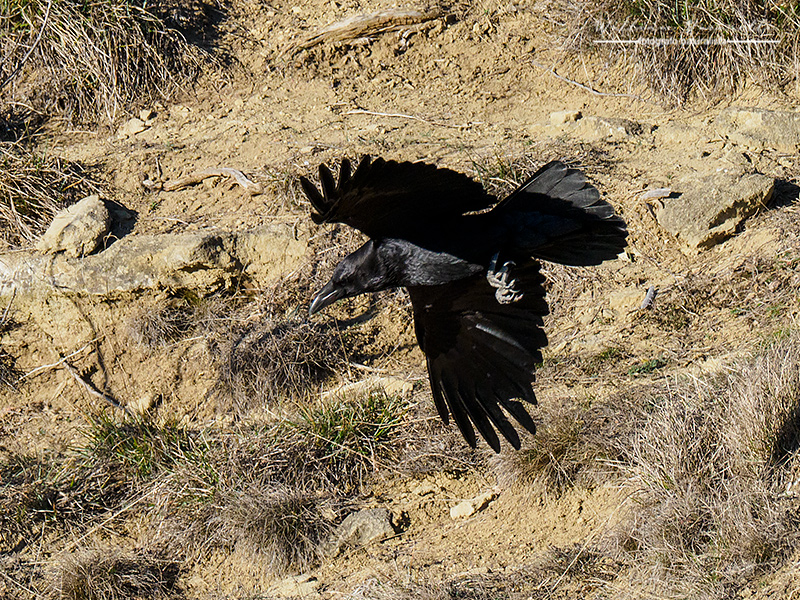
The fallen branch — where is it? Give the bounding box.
[63,361,132,416]
[290,7,441,54]
[162,168,263,195]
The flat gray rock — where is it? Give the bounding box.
[36,195,110,258]
[656,169,774,250]
[716,107,800,153]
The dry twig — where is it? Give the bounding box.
[162,168,263,195]
[531,60,645,101]
[290,7,441,54]
[63,361,132,416]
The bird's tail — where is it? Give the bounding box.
[493,161,627,266]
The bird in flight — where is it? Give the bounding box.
[300,156,626,452]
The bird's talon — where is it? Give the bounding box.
[496,287,523,304]
[487,256,523,304]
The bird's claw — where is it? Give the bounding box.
[487,253,523,304]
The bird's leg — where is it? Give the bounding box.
[487,252,523,304]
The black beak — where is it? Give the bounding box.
[309,280,346,315]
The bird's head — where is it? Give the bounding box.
[309,239,399,315]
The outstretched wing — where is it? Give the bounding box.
[494,161,628,266]
[299,156,495,242]
[407,261,549,452]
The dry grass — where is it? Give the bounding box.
[489,392,641,494]
[612,334,800,597]
[484,334,800,596]
[126,299,196,349]
[558,0,800,103]
[52,547,182,600]
[0,386,413,582]
[347,544,619,599]
[393,400,482,475]
[213,314,352,415]
[149,392,412,573]
[0,142,102,248]
[212,484,339,576]
[1,0,212,125]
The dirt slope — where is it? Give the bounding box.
[3,1,800,598]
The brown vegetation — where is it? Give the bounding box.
[1,0,800,598]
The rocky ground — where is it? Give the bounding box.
[2,1,800,598]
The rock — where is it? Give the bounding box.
[574,116,644,142]
[2,223,309,302]
[117,117,147,139]
[549,109,582,125]
[138,108,156,123]
[716,107,800,153]
[449,489,498,519]
[608,288,646,315]
[36,195,110,258]
[656,169,774,250]
[654,121,705,146]
[322,508,395,557]
[269,573,320,598]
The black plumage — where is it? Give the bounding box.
[301,156,627,452]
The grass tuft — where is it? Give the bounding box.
[1,0,213,125]
[54,547,182,600]
[81,412,203,482]
[292,389,409,463]
[613,333,800,596]
[213,484,338,576]
[126,299,196,349]
[214,315,351,415]
[560,0,800,103]
[491,394,639,493]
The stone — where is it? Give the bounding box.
[449,490,498,519]
[549,109,582,126]
[655,121,705,146]
[36,195,110,258]
[322,508,395,557]
[716,107,800,153]
[656,169,774,250]
[574,116,644,142]
[117,117,147,139]
[2,223,309,302]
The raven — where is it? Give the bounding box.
[300,156,626,452]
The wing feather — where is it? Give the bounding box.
[409,260,547,451]
[299,156,496,242]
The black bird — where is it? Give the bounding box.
[300,156,626,452]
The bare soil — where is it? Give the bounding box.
[3,1,800,598]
